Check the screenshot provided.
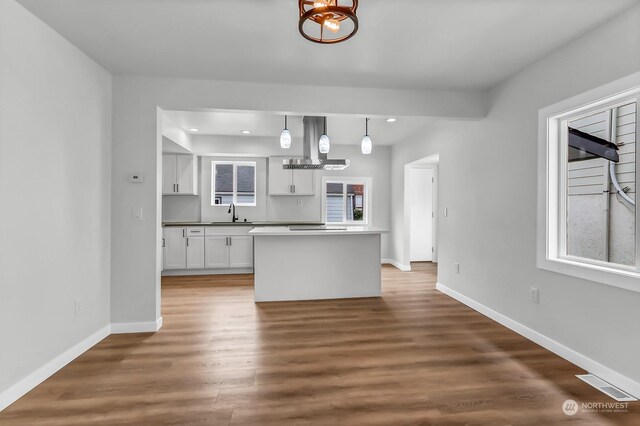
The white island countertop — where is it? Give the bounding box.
[249,226,387,236]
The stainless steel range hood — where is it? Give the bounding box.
[283,116,350,170]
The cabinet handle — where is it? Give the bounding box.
[229,237,232,246]
[177,183,180,192]
[183,229,186,237]
[293,184,296,193]
[186,237,189,246]
[162,238,165,247]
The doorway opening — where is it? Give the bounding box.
[404,154,439,270]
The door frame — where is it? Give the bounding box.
[403,154,439,269]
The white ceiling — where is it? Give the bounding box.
[162,110,433,146]
[17,0,639,91]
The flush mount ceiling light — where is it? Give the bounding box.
[318,116,330,153]
[298,0,359,44]
[189,128,199,132]
[241,130,252,134]
[386,118,396,123]
[361,117,372,155]
[280,115,291,149]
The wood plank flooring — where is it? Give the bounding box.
[1,263,638,425]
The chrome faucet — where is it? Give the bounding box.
[228,203,238,222]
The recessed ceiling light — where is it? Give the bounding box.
[241,130,252,134]
[386,118,397,123]
[189,128,199,132]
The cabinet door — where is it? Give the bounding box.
[176,155,197,195]
[292,170,315,195]
[162,155,177,194]
[268,157,293,195]
[186,237,205,269]
[163,228,186,269]
[205,236,230,268]
[229,236,253,268]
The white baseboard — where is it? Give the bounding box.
[0,325,110,412]
[0,316,165,413]
[436,282,640,400]
[381,258,411,271]
[111,317,163,334]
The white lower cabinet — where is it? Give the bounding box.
[163,227,187,270]
[229,236,253,268]
[186,235,205,269]
[205,236,230,268]
[163,226,253,272]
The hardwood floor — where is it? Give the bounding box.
[1,263,638,425]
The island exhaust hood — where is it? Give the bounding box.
[283,116,350,170]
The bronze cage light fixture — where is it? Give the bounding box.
[298,0,359,44]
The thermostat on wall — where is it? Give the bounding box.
[128,173,144,183]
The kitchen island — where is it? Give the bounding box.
[249,226,385,302]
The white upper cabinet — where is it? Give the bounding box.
[268,156,315,196]
[291,169,314,195]
[163,154,198,195]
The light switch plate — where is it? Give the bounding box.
[133,207,143,221]
[530,287,539,303]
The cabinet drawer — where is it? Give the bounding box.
[186,227,205,236]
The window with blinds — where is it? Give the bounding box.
[322,178,370,225]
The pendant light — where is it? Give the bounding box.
[361,117,372,154]
[319,116,330,154]
[280,115,291,149]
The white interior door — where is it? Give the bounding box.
[409,168,434,261]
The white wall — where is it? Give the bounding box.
[390,5,640,386]
[0,0,111,400]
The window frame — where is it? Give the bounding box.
[211,161,257,207]
[321,176,372,225]
[537,73,640,293]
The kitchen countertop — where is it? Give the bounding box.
[162,221,325,227]
[249,226,387,236]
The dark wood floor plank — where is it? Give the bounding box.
[0,263,637,425]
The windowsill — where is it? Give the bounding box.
[537,256,640,294]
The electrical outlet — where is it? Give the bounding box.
[74,300,81,316]
[454,262,460,274]
[297,199,302,206]
[529,287,539,304]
